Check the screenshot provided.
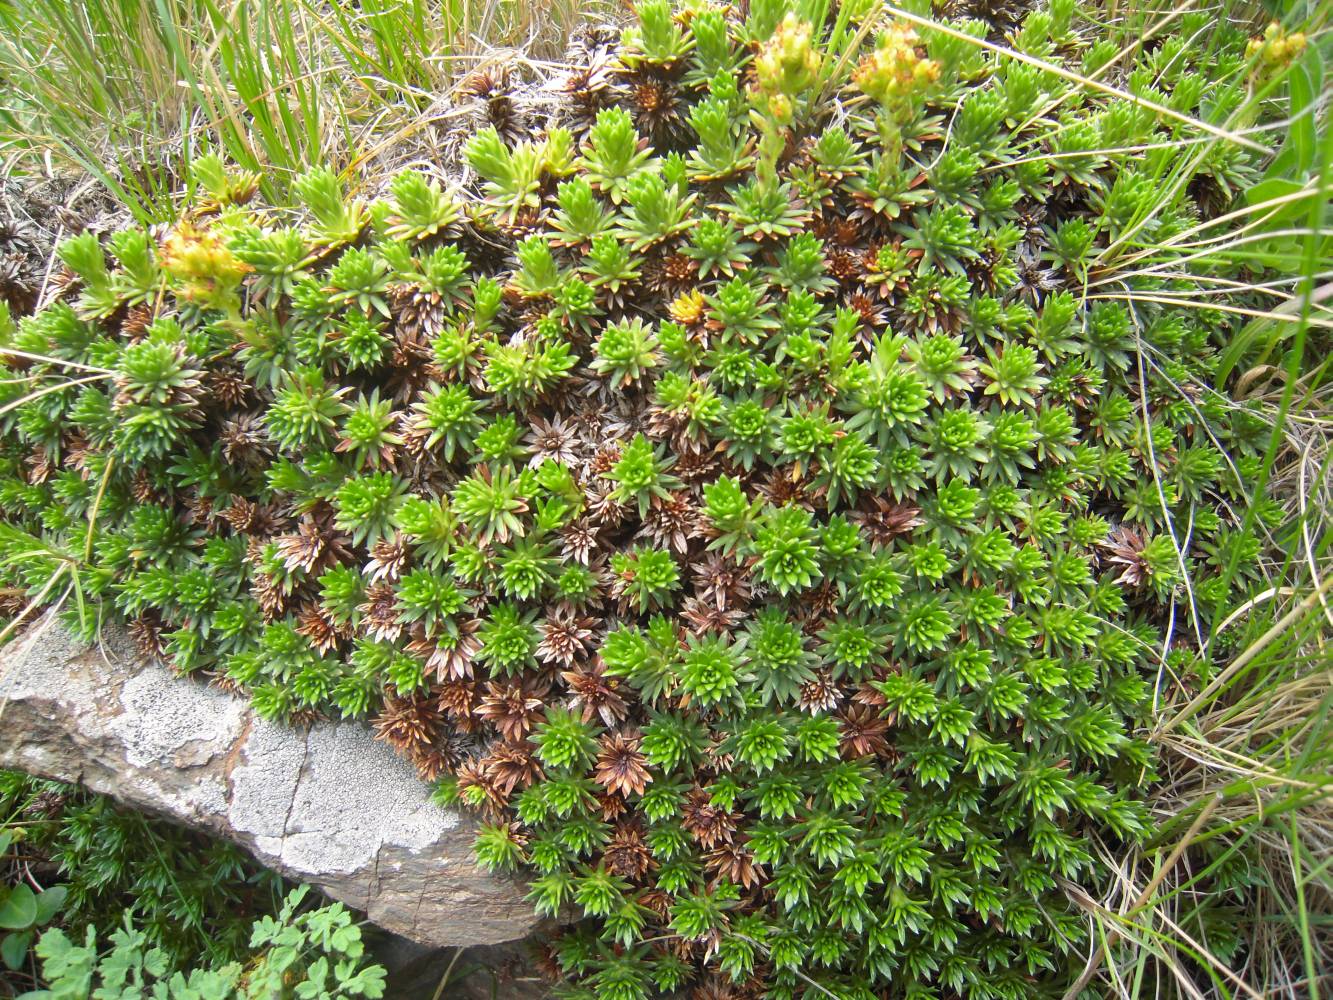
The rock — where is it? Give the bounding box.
[0,615,539,948]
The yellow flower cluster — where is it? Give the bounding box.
[161,222,251,311]
[750,13,821,125]
[1246,21,1307,75]
[852,23,940,115]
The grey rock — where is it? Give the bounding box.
[0,615,539,948]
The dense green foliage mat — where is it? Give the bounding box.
[0,0,1320,995]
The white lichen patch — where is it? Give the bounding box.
[0,616,87,702]
[228,718,457,876]
[110,668,248,769]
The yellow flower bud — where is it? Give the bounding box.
[767,92,795,125]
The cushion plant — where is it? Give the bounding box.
[0,0,1310,996]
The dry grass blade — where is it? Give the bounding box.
[1062,795,1224,999]
[1162,576,1333,735]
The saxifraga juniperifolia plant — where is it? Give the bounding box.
[0,0,1324,996]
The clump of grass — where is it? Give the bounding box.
[0,0,609,223]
